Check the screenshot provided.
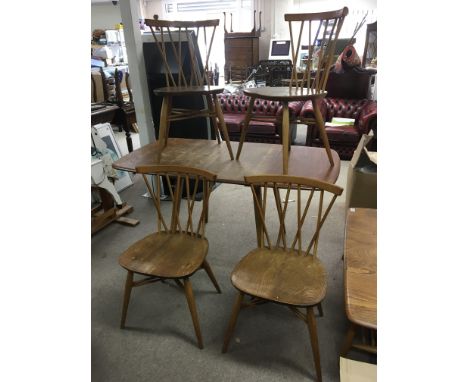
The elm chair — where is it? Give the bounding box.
[118,165,221,349]
[236,8,348,173]
[145,18,234,160]
[114,68,136,153]
[222,175,343,382]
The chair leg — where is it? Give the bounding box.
[120,270,134,329]
[311,98,334,166]
[340,322,356,356]
[183,278,204,349]
[202,260,221,293]
[281,101,290,174]
[206,95,222,144]
[213,95,234,160]
[222,291,244,353]
[235,97,255,160]
[158,95,171,148]
[316,302,324,317]
[306,306,322,382]
[174,278,185,290]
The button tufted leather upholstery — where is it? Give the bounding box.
[217,86,377,159]
[217,94,303,144]
[300,97,377,160]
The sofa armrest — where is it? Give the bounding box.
[285,101,305,119]
[299,99,328,121]
[355,100,377,135]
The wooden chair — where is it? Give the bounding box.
[222,175,343,382]
[145,18,234,159]
[237,8,348,173]
[118,165,221,349]
[114,68,137,152]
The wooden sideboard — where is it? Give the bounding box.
[223,11,262,82]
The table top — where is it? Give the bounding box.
[113,138,341,185]
[344,208,377,329]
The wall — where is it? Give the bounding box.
[91,1,376,69]
[91,3,123,34]
[260,0,377,61]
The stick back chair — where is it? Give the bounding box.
[222,175,343,382]
[145,17,234,159]
[237,8,348,173]
[118,165,221,349]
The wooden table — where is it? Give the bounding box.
[113,138,340,184]
[114,138,340,246]
[341,208,377,355]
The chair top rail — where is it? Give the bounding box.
[284,8,348,22]
[145,19,219,28]
[136,165,217,182]
[245,175,343,196]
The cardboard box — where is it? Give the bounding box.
[345,133,377,209]
[340,357,376,382]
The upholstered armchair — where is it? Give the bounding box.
[300,67,377,160]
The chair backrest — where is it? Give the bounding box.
[245,175,343,257]
[136,165,217,239]
[285,7,348,93]
[144,17,219,88]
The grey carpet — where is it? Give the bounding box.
[91,159,375,382]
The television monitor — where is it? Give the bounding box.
[268,39,292,60]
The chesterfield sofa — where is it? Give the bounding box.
[300,97,377,160]
[217,66,377,160]
[217,93,303,144]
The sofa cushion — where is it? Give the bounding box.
[223,113,277,135]
[325,125,360,143]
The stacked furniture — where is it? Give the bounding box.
[114,69,136,152]
[236,9,349,173]
[91,67,135,153]
[144,17,234,159]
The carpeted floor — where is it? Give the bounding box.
[92,132,375,381]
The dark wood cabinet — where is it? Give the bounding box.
[223,11,262,82]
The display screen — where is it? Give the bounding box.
[271,40,291,56]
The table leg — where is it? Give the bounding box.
[236,97,256,160]
[311,98,334,166]
[282,101,289,174]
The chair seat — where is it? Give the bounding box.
[244,86,327,102]
[231,248,327,306]
[119,232,208,278]
[154,85,225,96]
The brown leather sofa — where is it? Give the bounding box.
[217,93,303,144]
[301,67,377,160]
[301,97,377,160]
[218,67,377,160]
